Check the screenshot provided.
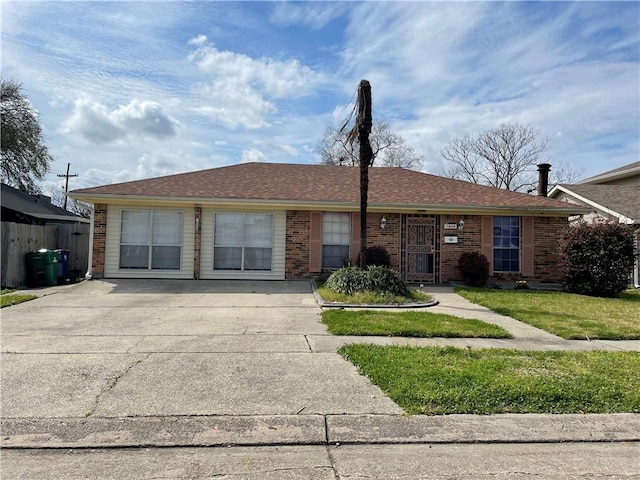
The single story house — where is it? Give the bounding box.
[549,161,640,287]
[69,162,589,284]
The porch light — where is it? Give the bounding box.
[380,217,387,230]
[457,218,465,231]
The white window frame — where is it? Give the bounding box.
[213,213,274,272]
[119,210,183,270]
[322,212,351,269]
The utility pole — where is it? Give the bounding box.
[356,80,373,268]
[57,163,78,210]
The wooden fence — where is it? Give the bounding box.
[1,222,90,288]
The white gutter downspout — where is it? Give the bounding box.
[634,229,639,289]
[85,204,94,280]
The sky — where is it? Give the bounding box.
[1,1,639,195]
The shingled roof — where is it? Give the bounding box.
[1,183,87,223]
[71,162,586,213]
[553,184,640,223]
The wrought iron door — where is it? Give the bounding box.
[405,216,436,283]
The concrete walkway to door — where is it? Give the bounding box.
[1,279,638,452]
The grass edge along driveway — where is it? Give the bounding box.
[455,287,640,340]
[340,345,640,415]
[0,290,37,308]
[322,309,512,338]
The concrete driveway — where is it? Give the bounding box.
[1,279,401,424]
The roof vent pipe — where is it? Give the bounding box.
[537,163,551,197]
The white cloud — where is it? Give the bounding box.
[187,37,327,129]
[270,2,348,30]
[241,148,267,163]
[193,83,275,129]
[189,40,322,97]
[281,145,298,157]
[188,34,208,46]
[60,98,179,144]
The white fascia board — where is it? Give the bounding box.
[68,193,589,216]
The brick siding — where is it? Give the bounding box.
[285,210,402,279]
[91,203,107,278]
[532,216,566,282]
[440,214,567,284]
[285,210,311,279]
[440,215,483,283]
[365,212,401,272]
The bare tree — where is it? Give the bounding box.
[442,123,552,192]
[318,119,423,170]
[48,188,92,219]
[1,78,53,194]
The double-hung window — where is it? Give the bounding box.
[214,213,273,271]
[120,210,182,270]
[493,216,520,272]
[322,212,350,268]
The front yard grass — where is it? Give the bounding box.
[1,291,37,308]
[323,309,512,338]
[455,287,640,340]
[340,345,640,415]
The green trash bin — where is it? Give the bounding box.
[25,249,58,288]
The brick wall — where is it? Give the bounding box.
[440,214,567,284]
[532,216,566,282]
[92,203,107,278]
[286,210,568,283]
[365,212,401,271]
[440,215,482,283]
[285,210,311,278]
[285,210,402,279]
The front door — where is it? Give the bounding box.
[404,215,437,283]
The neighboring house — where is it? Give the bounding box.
[549,161,640,288]
[70,162,589,284]
[1,183,90,225]
[1,183,91,288]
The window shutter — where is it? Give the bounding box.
[351,213,361,265]
[481,216,494,270]
[309,212,322,273]
[521,217,534,277]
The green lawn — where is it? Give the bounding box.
[455,287,640,340]
[323,309,512,338]
[1,292,37,308]
[340,345,640,415]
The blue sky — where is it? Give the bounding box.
[2,1,638,193]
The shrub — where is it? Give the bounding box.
[560,219,635,297]
[366,265,410,297]
[358,246,391,268]
[457,251,490,287]
[324,265,410,297]
[324,266,369,296]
